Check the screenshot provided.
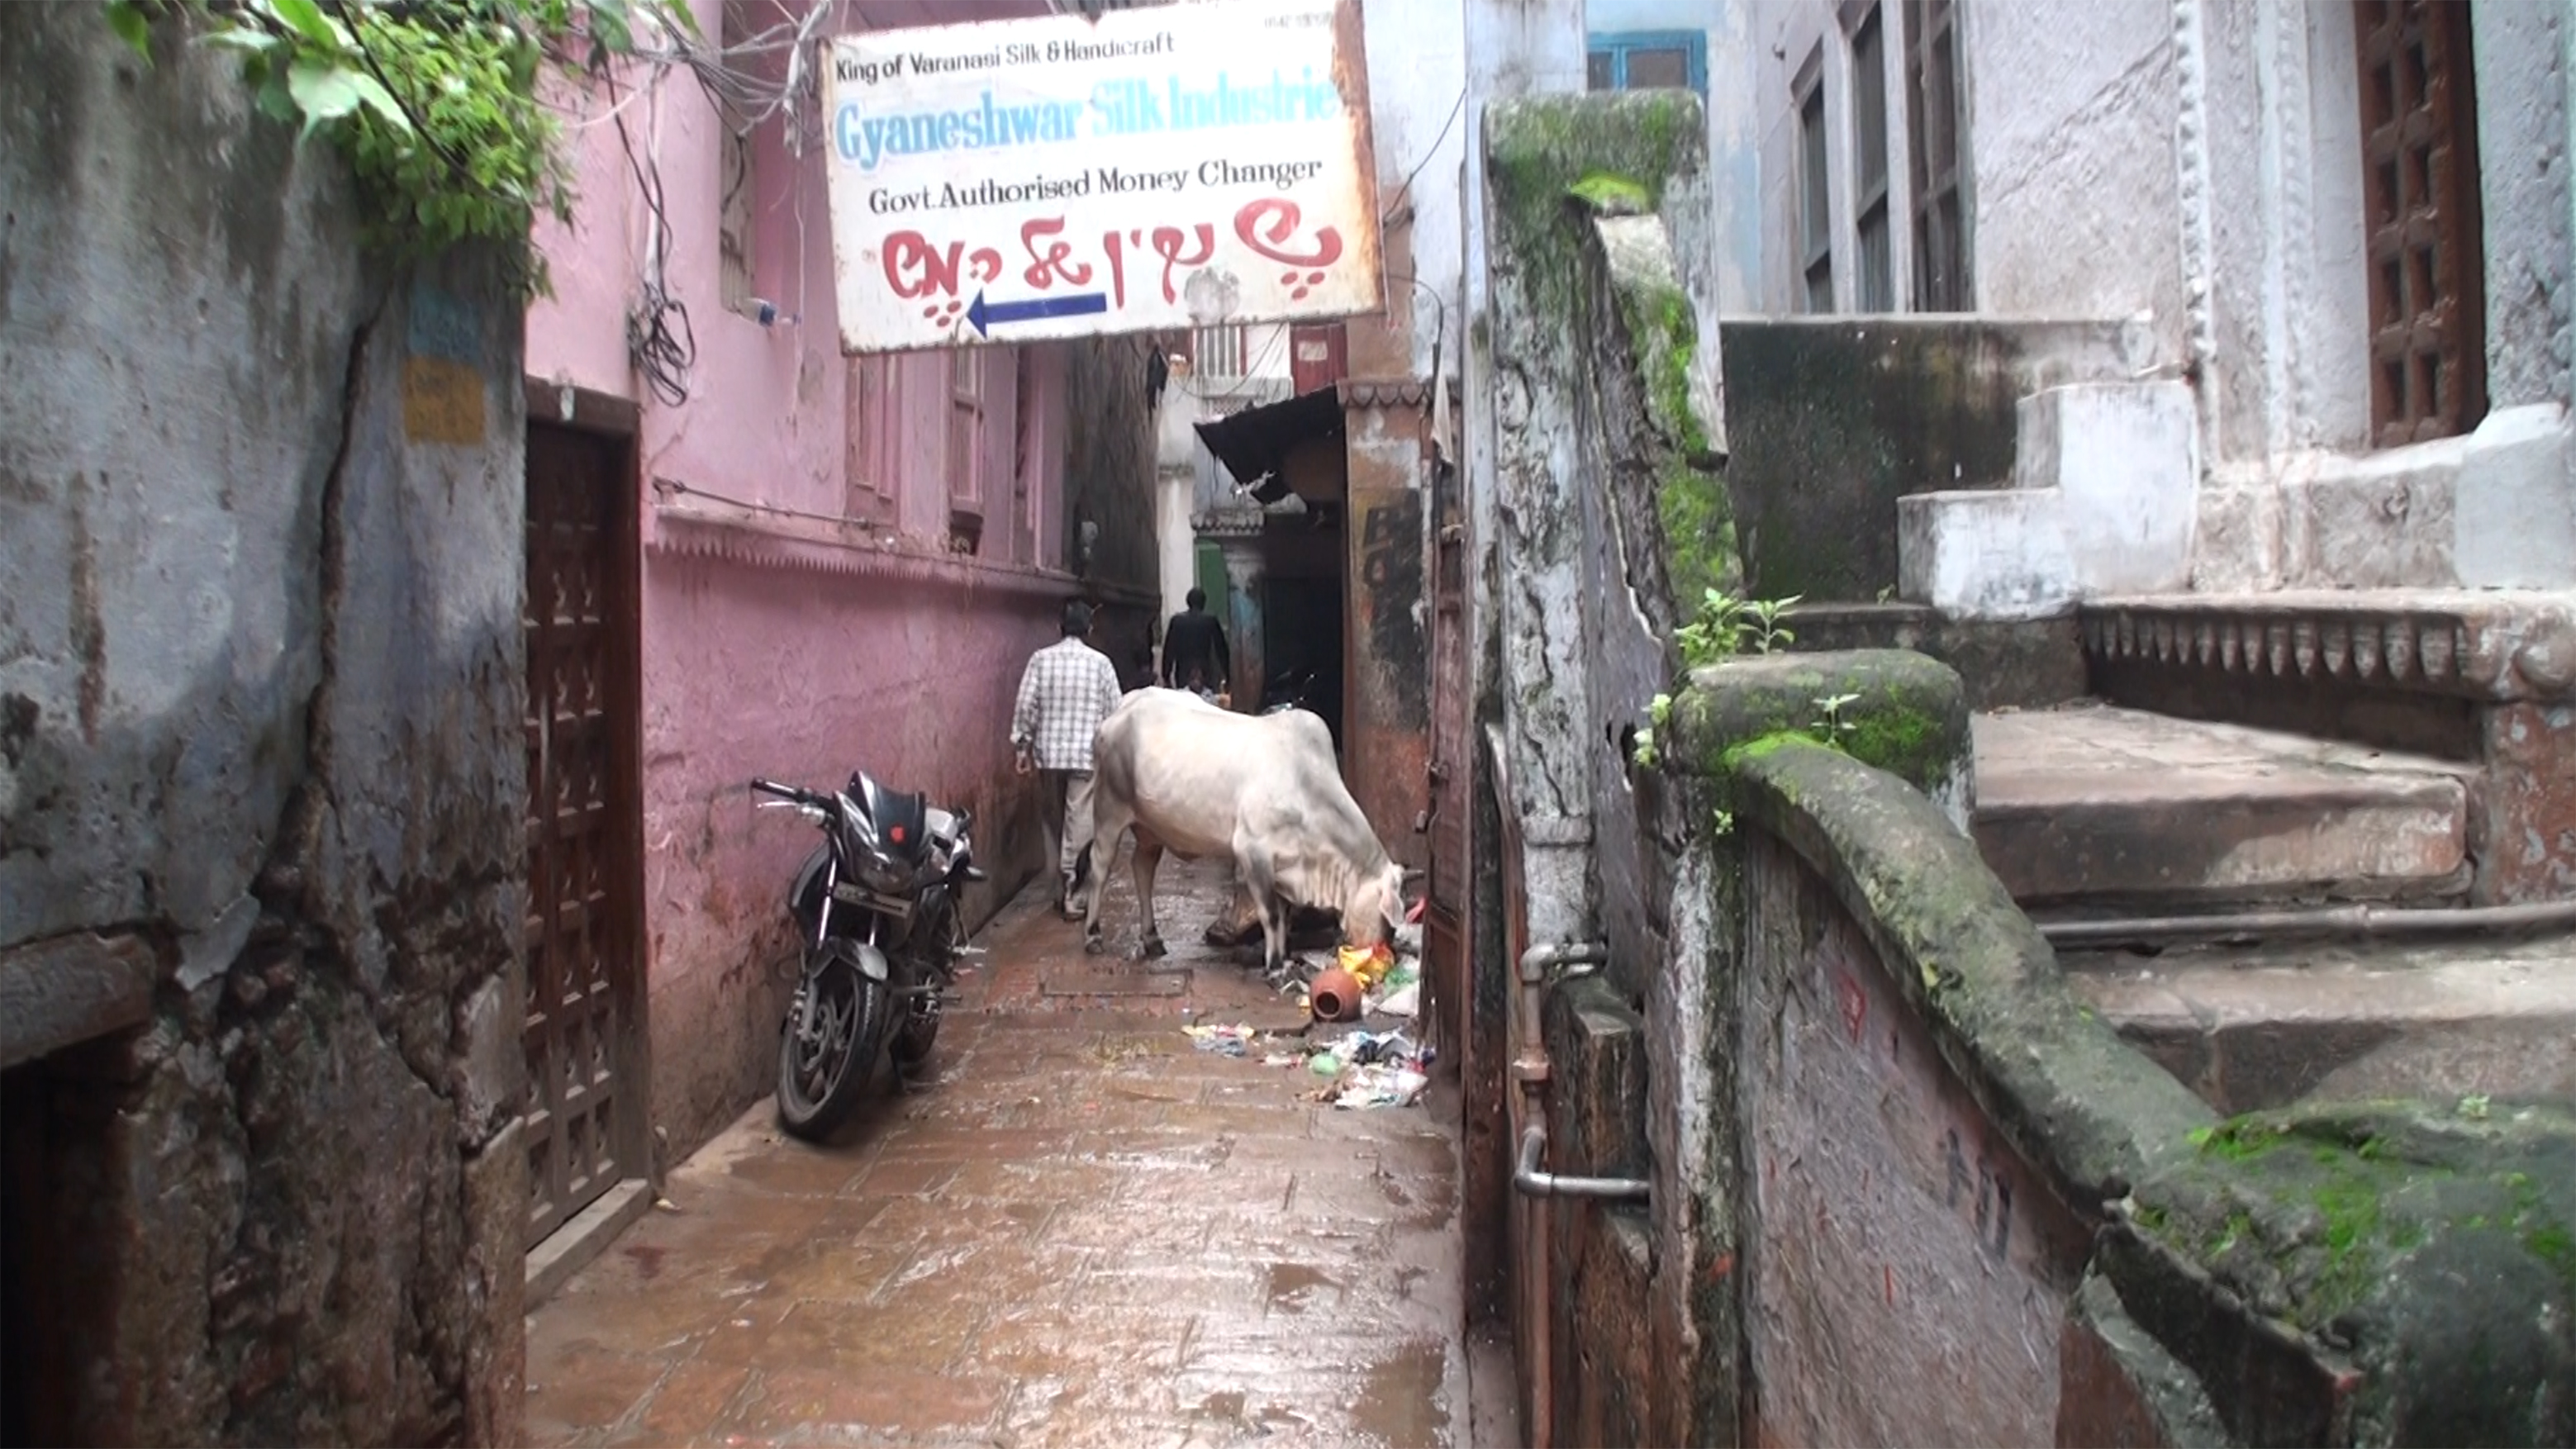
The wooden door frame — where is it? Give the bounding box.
[521,378,654,1209]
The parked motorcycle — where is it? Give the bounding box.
[751,772,984,1141]
[1261,666,1320,715]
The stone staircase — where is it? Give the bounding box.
[1959,590,2576,1119]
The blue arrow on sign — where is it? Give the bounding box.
[965,289,1110,337]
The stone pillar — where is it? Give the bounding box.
[1342,387,1433,871]
[1217,538,1266,708]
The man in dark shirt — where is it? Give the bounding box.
[1160,587,1231,697]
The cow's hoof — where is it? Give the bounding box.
[1138,934,1167,960]
[1083,935,1106,956]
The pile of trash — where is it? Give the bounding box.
[1181,1022,1262,1058]
[1304,1029,1430,1109]
[1177,1021,1433,1110]
[1289,935,1423,1022]
[1178,897,1434,1109]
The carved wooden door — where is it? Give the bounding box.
[522,418,644,1248]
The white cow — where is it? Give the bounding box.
[1081,688,1406,974]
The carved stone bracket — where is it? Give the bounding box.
[2080,591,2576,701]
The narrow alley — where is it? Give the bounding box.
[524,858,1512,1448]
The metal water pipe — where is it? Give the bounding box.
[2040,898,2576,947]
[1514,1124,1652,1200]
[1510,938,1611,1449]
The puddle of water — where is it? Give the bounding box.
[1352,1339,1449,1445]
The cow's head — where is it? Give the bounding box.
[1339,861,1409,948]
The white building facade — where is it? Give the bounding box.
[1713,0,2574,601]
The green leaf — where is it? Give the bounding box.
[104,1,153,64]
[254,71,299,122]
[651,0,701,38]
[202,27,285,55]
[587,0,633,54]
[264,0,348,51]
[287,56,367,135]
[344,69,415,132]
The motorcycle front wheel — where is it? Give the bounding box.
[891,896,962,1071]
[776,953,886,1141]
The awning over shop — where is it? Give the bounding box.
[1193,385,1343,505]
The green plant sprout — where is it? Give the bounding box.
[1810,692,1861,740]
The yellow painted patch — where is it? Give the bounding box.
[402,355,486,444]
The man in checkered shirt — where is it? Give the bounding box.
[1011,600,1124,918]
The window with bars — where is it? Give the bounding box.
[1851,7,1894,311]
[1012,348,1039,563]
[1798,70,1834,313]
[843,354,894,525]
[1585,31,1709,95]
[1190,324,1252,378]
[2355,0,2485,446]
[949,348,986,506]
[716,0,762,314]
[1905,0,1970,311]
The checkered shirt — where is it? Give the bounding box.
[1010,637,1121,772]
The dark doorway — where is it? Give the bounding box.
[2,1058,69,1447]
[521,400,649,1250]
[1261,573,1346,752]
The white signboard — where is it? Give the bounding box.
[820,0,1381,354]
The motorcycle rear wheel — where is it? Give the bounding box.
[776,954,886,1141]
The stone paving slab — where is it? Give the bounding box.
[525,857,1507,1448]
[1973,704,2473,904]
[2066,929,2576,1114]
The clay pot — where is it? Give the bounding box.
[1308,967,1365,1023]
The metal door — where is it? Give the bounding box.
[522,418,644,1248]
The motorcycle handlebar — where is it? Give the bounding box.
[749,777,820,805]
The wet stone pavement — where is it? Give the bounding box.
[524,857,1513,1448]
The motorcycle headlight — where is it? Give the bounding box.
[859,855,915,893]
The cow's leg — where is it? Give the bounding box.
[1131,830,1168,959]
[1081,792,1134,956]
[1238,842,1288,978]
[1202,864,1264,948]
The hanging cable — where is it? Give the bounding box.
[609,71,696,407]
[1381,85,1466,228]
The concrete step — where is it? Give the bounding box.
[2060,931,2576,1114]
[1972,705,2474,909]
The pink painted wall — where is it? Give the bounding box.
[525,0,1115,1162]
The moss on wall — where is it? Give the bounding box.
[1670,649,1969,801]
[2122,1100,2576,1444]
[1488,92,1742,615]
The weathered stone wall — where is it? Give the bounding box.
[0,6,525,1442]
[1343,393,1433,872]
[1481,89,1741,1447]
[1716,318,2161,602]
[1696,702,2576,1447]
